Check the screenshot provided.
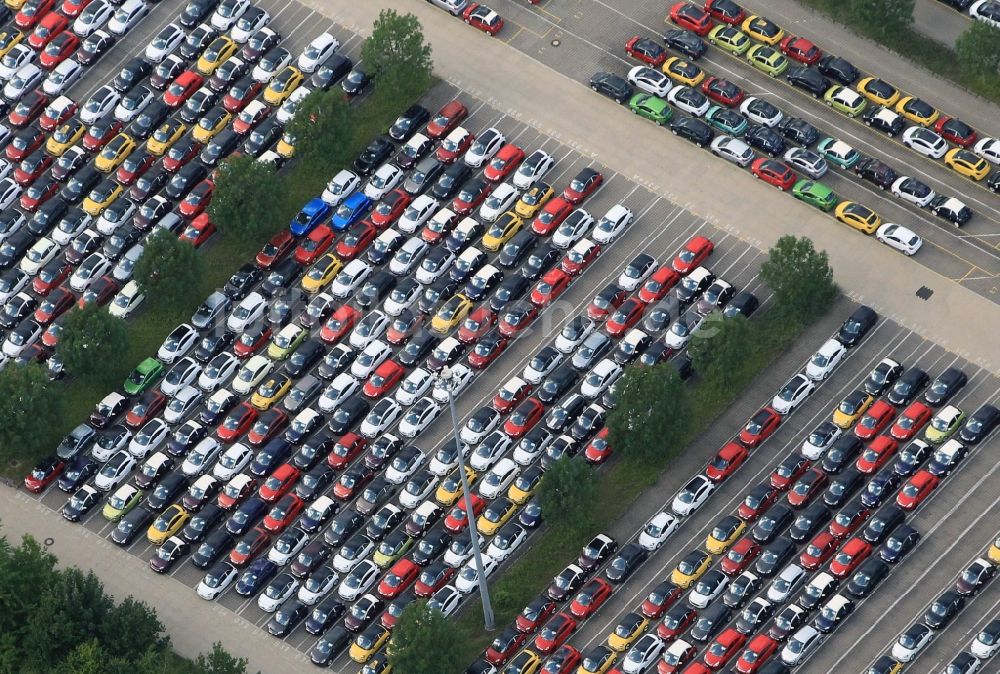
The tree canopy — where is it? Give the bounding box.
[537,456,596,528]
[687,313,756,397]
[208,155,288,240]
[607,364,693,464]
[388,600,464,674]
[58,304,128,386]
[848,0,914,40]
[759,235,838,324]
[956,21,1000,79]
[0,362,63,465]
[361,9,434,100]
[133,229,203,314]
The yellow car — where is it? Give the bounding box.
[835,201,880,234]
[435,466,477,506]
[276,131,295,158]
[430,293,474,333]
[671,550,713,589]
[509,465,543,504]
[250,374,293,410]
[301,253,343,293]
[607,612,649,651]
[45,119,87,157]
[832,390,875,429]
[944,148,990,181]
[988,535,1000,564]
[349,625,390,664]
[192,106,232,143]
[477,496,517,536]
[264,65,304,106]
[706,515,747,554]
[741,14,785,45]
[82,179,124,217]
[3,0,27,9]
[267,323,306,360]
[577,646,616,674]
[855,77,900,107]
[482,212,524,251]
[894,96,939,126]
[0,29,25,59]
[515,182,553,218]
[504,650,542,674]
[147,119,187,156]
[146,504,190,545]
[196,36,238,76]
[662,56,705,87]
[361,652,392,674]
[95,133,136,173]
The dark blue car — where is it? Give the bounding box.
[291,198,332,237]
[331,191,371,231]
[57,455,98,493]
[226,496,268,536]
[236,558,278,596]
[250,438,293,477]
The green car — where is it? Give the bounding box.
[267,323,307,360]
[372,530,415,568]
[746,44,788,77]
[705,105,748,136]
[925,406,965,444]
[792,180,838,212]
[708,25,752,56]
[823,85,867,117]
[124,357,164,395]
[816,137,861,169]
[102,484,144,522]
[629,93,672,125]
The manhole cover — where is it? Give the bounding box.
[916,286,933,300]
[44,538,54,547]
[551,39,560,46]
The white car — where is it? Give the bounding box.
[974,137,1000,164]
[107,0,149,35]
[740,97,784,127]
[415,248,456,285]
[486,523,527,561]
[469,431,512,471]
[318,372,360,413]
[332,535,374,573]
[455,554,498,594]
[555,315,595,353]
[212,443,253,481]
[19,237,59,276]
[428,585,462,617]
[398,195,439,233]
[638,511,679,550]
[360,398,403,438]
[298,32,339,72]
[162,365,203,407]
[94,450,136,491]
[276,85,310,124]
[69,251,113,292]
[43,60,84,96]
[784,147,828,179]
[970,0,1000,28]
[80,85,120,124]
[396,367,434,407]
[512,150,554,188]
[672,474,716,516]
[480,183,520,222]
[805,338,847,381]
[363,163,404,200]
[227,291,266,332]
[258,574,299,611]
[711,135,755,167]
[890,176,936,208]
[479,458,519,500]
[182,437,222,476]
[460,407,501,446]
[623,635,666,674]
[128,419,169,459]
[399,472,437,509]
[592,204,634,244]
[1,319,39,358]
[876,223,922,256]
[627,65,672,97]
[115,85,153,122]
[268,529,309,566]
[232,354,273,395]
[196,563,237,600]
[330,259,372,299]
[350,339,391,379]
[389,236,429,276]
[767,563,808,603]
[668,86,710,116]
[772,373,816,414]
[971,617,1000,658]
[552,209,594,249]
[145,23,185,62]
[231,6,269,42]
[522,347,564,385]
[298,566,340,605]
[95,429,132,463]
[338,559,380,601]
[465,127,505,167]
[197,351,238,391]
[581,358,622,399]
[157,323,198,364]
[663,310,704,349]
[801,422,843,460]
[73,0,114,37]
[689,571,729,608]
[0,45,32,81]
[398,397,443,438]
[349,310,390,349]
[4,64,42,102]
[781,625,822,665]
[321,169,360,205]
[0,178,20,209]
[618,254,657,291]
[210,0,249,31]
[431,364,474,403]
[891,623,935,662]
[902,126,948,159]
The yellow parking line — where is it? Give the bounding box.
[502,25,524,43]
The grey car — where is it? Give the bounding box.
[783,148,828,179]
[571,332,612,370]
[191,291,231,330]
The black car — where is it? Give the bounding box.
[776,117,820,146]
[418,276,460,315]
[403,156,444,195]
[111,506,155,545]
[822,436,863,474]
[846,557,889,598]
[752,505,794,544]
[956,558,996,596]
[268,598,308,636]
[193,329,236,363]
[114,58,152,92]
[200,130,241,166]
[398,330,438,367]
[538,366,580,405]
[60,166,101,205]
[861,468,903,508]
[589,71,632,103]
[179,0,219,28]
[854,157,898,190]
[864,359,903,396]
[164,163,209,200]
[324,510,364,547]
[498,230,538,269]
[489,275,530,313]
[310,625,351,665]
[724,571,763,609]
[356,476,395,515]
[249,438,294,477]
[57,455,97,493]
[669,116,713,147]
[880,523,920,564]
[744,125,786,157]
[892,440,934,477]
[754,537,796,577]
[929,195,973,226]
[316,345,354,380]
[226,496,267,536]
[225,263,264,299]
[988,170,1000,194]
[294,458,335,497]
[77,31,116,65]
[259,258,302,298]
[520,244,560,281]
[924,366,968,406]
[786,66,830,98]
[862,504,905,544]
[147,474,189,511]
[243,120,283,157]
[887,367,929,406]
[27,199,68,237]
[663,29,707,59]
[689,602,731,642]
[310,53,353,91]
[823,467,864,508]
[412,528,452,566]
[605,543,647,583]
[285,340,325,379]
[129,169,169,201]
[768,605,808,641]
[863,106,905,136]
[240,28,282,63]
[191,529,234,569]
[578,534,618,572]
[923,590,965,629]
[736,598,776,634]
[389,104,431,142]
[181,504,225,543]
[341,67,370,97]
[366,504,405,541]
[838,305,878,347]
[356,271,396,310]
[818,55,859,85]
[959,403,1000,444]
[430,163,472,200]
[128,101,171,141]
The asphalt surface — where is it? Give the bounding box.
[913,0,973,47]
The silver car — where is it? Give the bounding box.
[783,147,828,179]
[711,136,754,167]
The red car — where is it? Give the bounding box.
[219,402,260,442]
[218,476,257,510]
[451,178,489,215]
[721,536,760,575]
[737,407,781,448]
[179,213,215,247]
[15,0,55,29]
[81,119,122,152]
[890,401,933,440]
[467,328,508,370]
[335,221,377,260]
[255,230,294,269]
[530,197,573,236]
[640,581,683,619]
[624,36,668,67]
[332,464,376,500]
[799,531,838,570]
[378,558,420,599]
[737,483,780,521]
[9,91,48,128]
[363,360,404,398]
[670,2,715,34]
[24,455,64,493]
[704,628,747,670]
[787,468,827,507]
[21,177,59,211]
[234,324,272,358]
[516,596,558,632]
[246,408,288,446]
[486,629,530,666]
[61,0,91,16]
[779,35,821,65]
[327,432,366,470]
[561,239,601,276]
[116,151,155,186]
[701,76,745,106]
[7,127,45,162]
[568,578,613,618]
[229,526,270,567]
[493,378,532,413]
[706,441,748,482]
[414,562,456,597]
[638,266,680,304]
[262,493,304,532]
[233,103,270,135]
[223,79,264,112]
[934,116,978,148]
[421,209,460,245]
[436,128,475,164]
[458,306,497,344]
[126,390,166,428]
[39,98,77,130]
[856,435,898,474]
[530,268,572,307]
[179,179,215,218]
[672,235,714,274]
[750,159,797,191]
[14,152,53,185]
[77,276,119,308]
[498,302,539,338]
[386,312,423,345]
[503,397,545,438]
[28,11,68,50]
[319,305,361,343]
[562,168,603,204]
[897,470,939,510]
[584,428,612,464]
[829,503,871,539]
[587,285,628,321]
[659,640,697,673]
[736,635,779,673]
[443,493,484,532]
[829,537,872,578]
[294,225,335,265]
[605,297,645,337]
[370,189,410,229]
[533,612,577,655]
[539,646,580,674]
[162,138,202,173]
[657,605,697,641]
[854,400,895,440]
[425,99,468,140]
[462,3,504,35]
[34,286,73,324]
[704,0,746,24]
[769,454,811,490]
[32,259,71,295]
[483,144,525,182]
[164,71,204,108]
[258,463,301,502]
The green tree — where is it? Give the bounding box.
[57,303,129,386]
[0,534,58,660]
[607,364,693,464]
[53,640,130,674]
[687,314,756,397]
[287,88,352,169]
[0,363,64,465]
[360,10,433,99]
[537,456,596,527]
[133,229,203,314]
[208,155,288,239]
[956,21,1000,78]
[848,0,914,40]
[759,235,838,325]
[388,601,463,674]
[98,596,167,661]
[191,642,250,674]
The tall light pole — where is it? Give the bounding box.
[436,366,495,631]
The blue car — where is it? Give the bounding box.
[236,558,278,596]
[226,496,268,536]
[249,438,293,477]
[331,191,371,231]
[291,197,332,237]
